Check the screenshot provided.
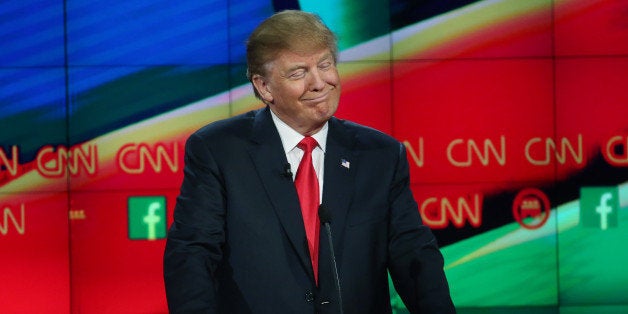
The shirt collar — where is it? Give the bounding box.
[270,108,328,154]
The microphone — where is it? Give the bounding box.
[318,205,344,314]
[282,163,293,179]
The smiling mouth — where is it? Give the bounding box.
[303,93,329,102]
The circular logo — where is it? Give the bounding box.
[512,188,550,230]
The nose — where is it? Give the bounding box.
[307,69,326,92]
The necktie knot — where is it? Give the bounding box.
[298,136,318,153]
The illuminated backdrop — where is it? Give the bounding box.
[1,0,627,313]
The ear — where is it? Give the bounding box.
[252,74,273,103]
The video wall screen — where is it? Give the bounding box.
[1,0,627,313]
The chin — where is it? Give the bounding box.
[315,108,335,121]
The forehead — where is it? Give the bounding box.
[270,48,333,69]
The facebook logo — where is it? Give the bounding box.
[128,196,167,240]
[580,187,619,230]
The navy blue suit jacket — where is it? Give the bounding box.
[164,106,455,313]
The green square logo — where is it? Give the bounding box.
[580,187,619,230]
[128,196,167,240]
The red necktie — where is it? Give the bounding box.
[294,136,320,285]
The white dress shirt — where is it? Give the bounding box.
[270,110,327,204]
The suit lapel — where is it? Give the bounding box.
[247,107,314,279]
[246,110,358,281]
[322,117,357,261]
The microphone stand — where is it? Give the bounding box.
[319,205,344,314]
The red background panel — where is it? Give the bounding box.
[68,139,187,192]
[392,59,555,186]
[69,190,177,313]
[555,57,628,175]
[413,181,559,247]
[555,0,628,56]
[336,62,393,134]
[412,183,493,230]
[0,192,70,312]
[556,57,628,140]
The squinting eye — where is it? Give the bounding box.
[319,62,332,69]
[290,70,306,78]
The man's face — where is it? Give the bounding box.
[252,48,341,135]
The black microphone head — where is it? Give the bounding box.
[283,163,292,178]
[318,205,332,224]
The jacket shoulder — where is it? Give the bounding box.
[190,108,259,142]
[333,117,401,150]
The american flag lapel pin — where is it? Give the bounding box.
[341,158,350,169]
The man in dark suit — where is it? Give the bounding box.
[164,10,455,314]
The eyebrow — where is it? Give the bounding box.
[284,53,334,74]
[318,53,333,64]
